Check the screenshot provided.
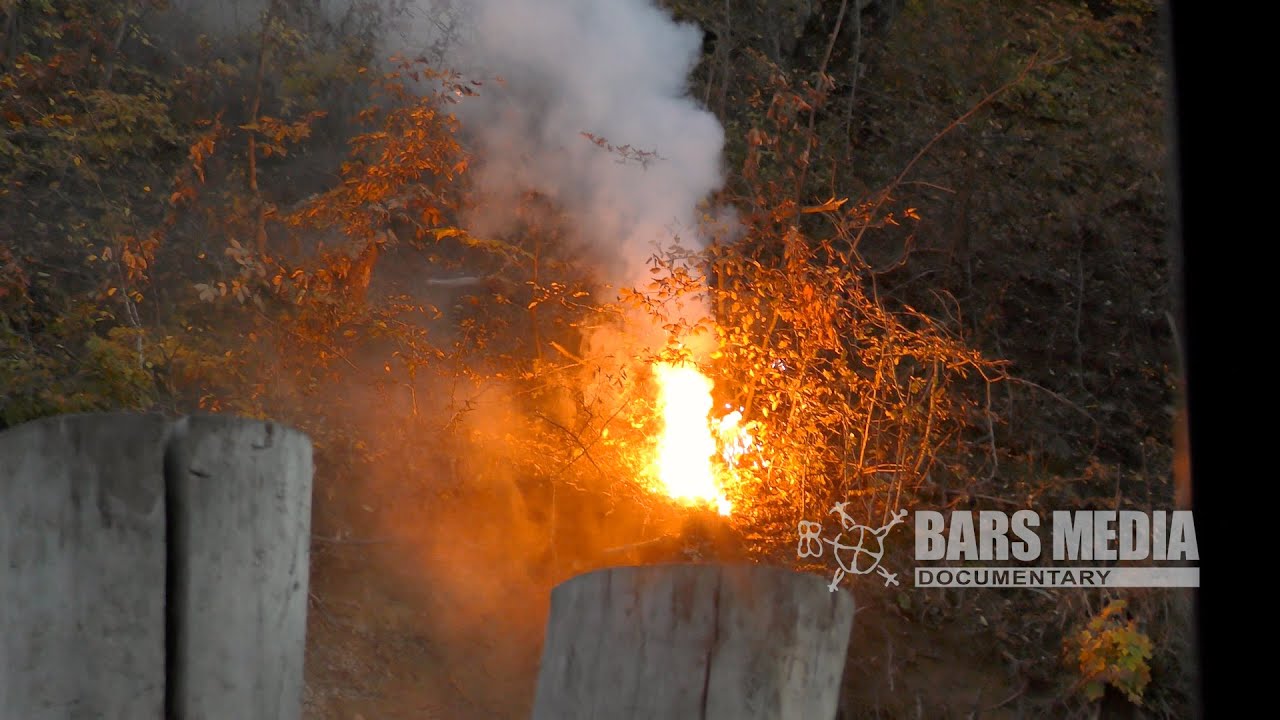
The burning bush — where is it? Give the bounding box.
[591,215,999,560]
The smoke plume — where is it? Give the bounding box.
[422,0,729,339]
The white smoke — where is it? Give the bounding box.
[169,0,733,349]
[413,0,729,312]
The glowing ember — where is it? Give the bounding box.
[651,362,736,516]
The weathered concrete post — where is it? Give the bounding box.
[165,414,313,720]
[1,412,313,720]
[531,563,855,720]
[0,413,169,719]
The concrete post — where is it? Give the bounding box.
[165,415,313,720]
[532,563,855,720]
[0,413,169,719]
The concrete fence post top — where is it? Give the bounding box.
[0,411,310,445]
[534,562,857,720]
[1,410,315,720]
[552,562,855,602]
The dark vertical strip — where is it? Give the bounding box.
[1160,3,1201,718]
[162,417,189,720]
[698,569,722,719]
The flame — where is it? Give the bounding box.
[650,362,753,516]
[716,409,755,465]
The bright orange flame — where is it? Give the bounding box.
[715,409,755,465]
[650,362,746,516]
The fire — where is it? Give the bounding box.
[650,362,750,516]
[715,409,755,465]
